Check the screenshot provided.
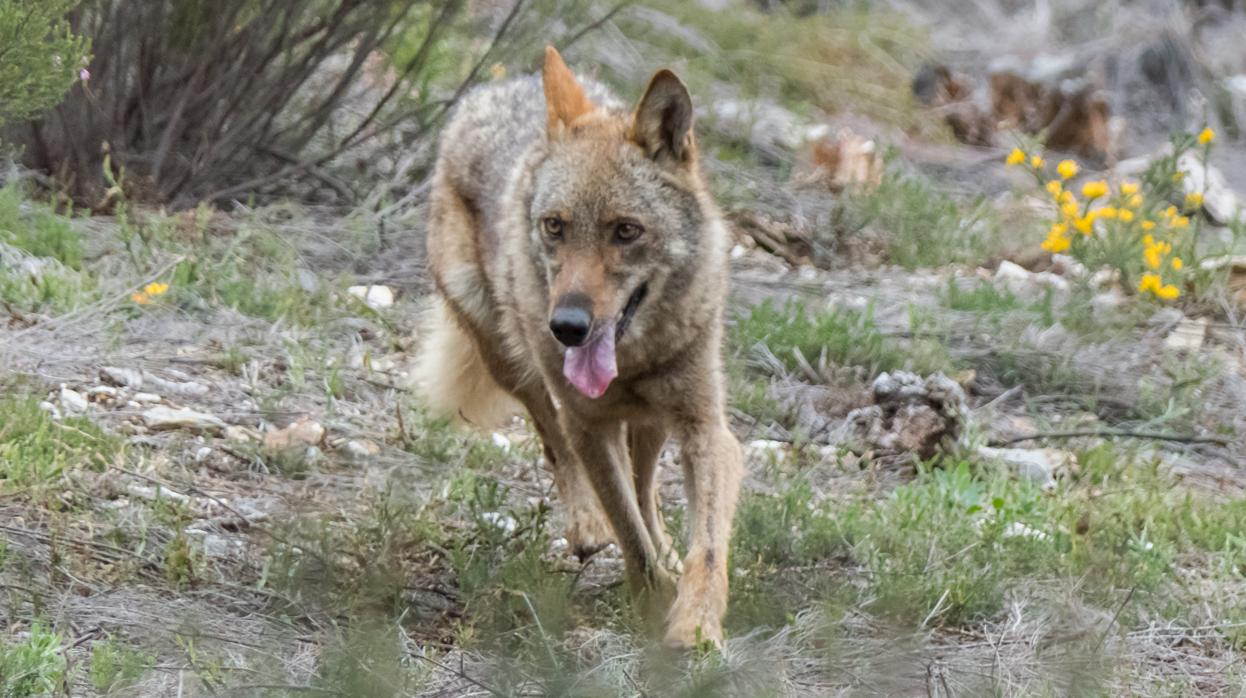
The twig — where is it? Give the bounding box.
[560,0,632,51]
[1092,586,1136,655]
[991,430,1229,447]
[409,652,505,698]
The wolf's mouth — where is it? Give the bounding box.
[615,283,648,341]
[561,283,648,400]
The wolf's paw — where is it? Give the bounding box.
[564,503,614,561]
[662,563,727,649]
[663,599,723,649]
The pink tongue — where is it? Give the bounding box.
[563,326,617,399]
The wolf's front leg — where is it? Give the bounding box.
[664,417,743,648]
[564,417,677,618]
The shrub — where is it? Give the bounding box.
[6,0,502,208]
[0,0,89,127]
[1007,127,1233,302]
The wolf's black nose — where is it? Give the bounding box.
[550,305,592,347]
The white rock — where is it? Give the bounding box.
[730,244,747,259]
[194,446,213,463]
[87,386,118,399]
[101,366,144,388]
[347,284,395,309]
[490,432,511,451]
[340,439,380,461]
[132,392,162,404]
[1164,317,1208,352]
[141,406,226,434]
[59,386,89,415]
[1177,151,1239,225]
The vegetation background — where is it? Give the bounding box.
[1,0,1245,695]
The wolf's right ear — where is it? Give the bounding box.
[543,46,595,137]
[630,70,694,165]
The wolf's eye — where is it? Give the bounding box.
[614,221,644,243]
[541,217,564,239]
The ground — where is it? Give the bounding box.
[3,1,1246,696]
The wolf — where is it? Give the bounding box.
[416,46,743,647]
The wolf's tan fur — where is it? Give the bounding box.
[416,47,742,647]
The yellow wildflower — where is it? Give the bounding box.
[1006,148,1026,166]
[1031,155,1045,168]
[1198,127,1215,145]
[1057,159,1079,179]
[1098,206,1118,219]
[1082,180,1109,198]
[1144,246,1162,269]
[1073,216,1094,235]
[1041,227,1070,253]
[1046,180,1063,197]
[1143,234,1155,246]
[1156,284,1180,300]
[1164,205,1178,219]
[1184,192,1204,208]
[1127,193,1144,208]
[1140,220,1156,231]
[1120,181,1140,196]
[144,281,169,297]
[131,292,151,305]
[1171,257,1183,270]
[1172,171,1185,183]
[1172,215,1190,229]
[1119,209,1134,222]
[1061,201,1080,219]
[1138,273,1162,294]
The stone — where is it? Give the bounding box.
[348,284,395,309]
[141,406,226,434]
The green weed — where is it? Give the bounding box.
[0,396,122,494]
[0,624,66,698]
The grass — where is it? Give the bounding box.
[725,442,1246,672]
[0,395,122,495]
[0,184,96,313]
[732,299,952,378]
[621,2,942,140]
[836,164,1019,269]
[0,184,84,269]
[90,636,155,695]
[0,624,66,698]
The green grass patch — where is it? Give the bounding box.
[0,184,84,269]
[837,167,1010,269]
[0,624,66,698]
[731,299,952,378]
[729,444,1246,637]
[622,2,941,140]
[90,636,155,695]
[0,396,122,494]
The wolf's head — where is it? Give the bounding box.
[530,47,711,399]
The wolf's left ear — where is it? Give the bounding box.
[630,70,694,165]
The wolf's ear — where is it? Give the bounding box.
[630,70,694,164]
[543,46,595,136]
